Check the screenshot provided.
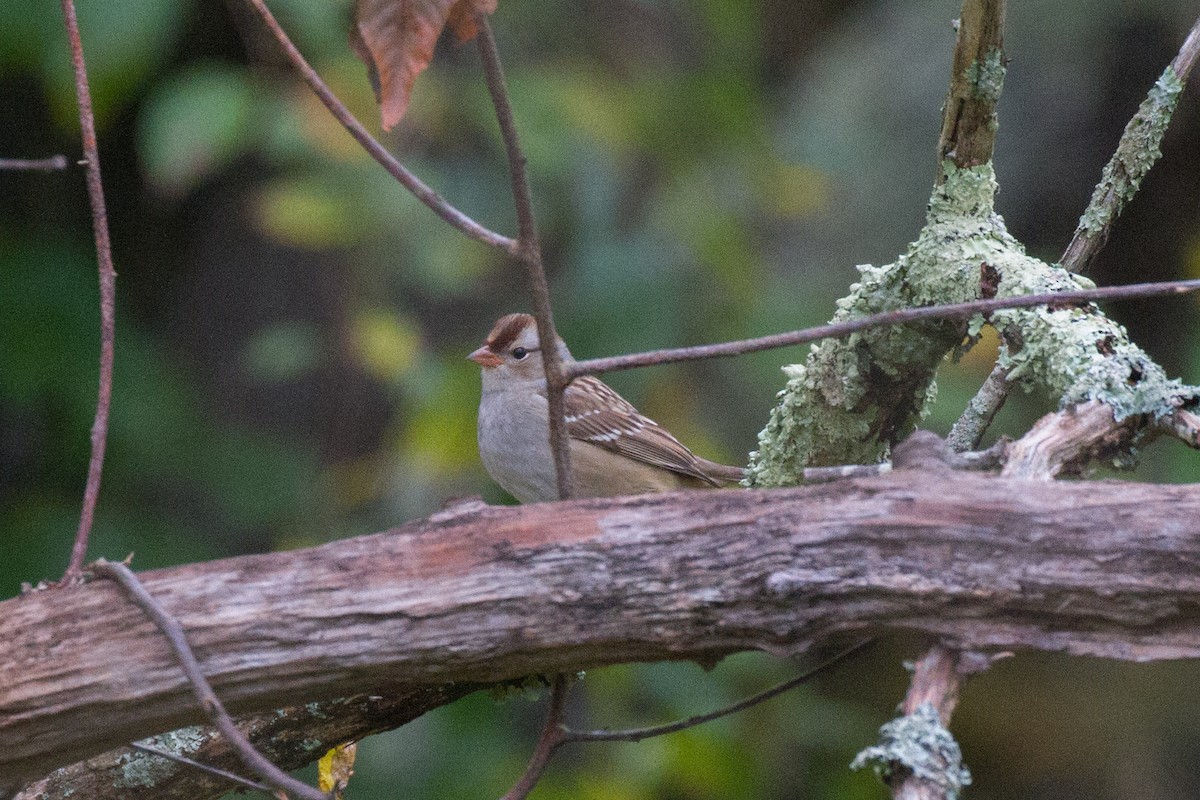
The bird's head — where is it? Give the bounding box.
[468,313,572,388]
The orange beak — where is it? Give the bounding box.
[468,346,503,368]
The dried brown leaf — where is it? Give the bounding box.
[351,0,498,130]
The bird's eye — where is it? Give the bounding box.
[511,347,528,360]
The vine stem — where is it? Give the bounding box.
[566,277,1200,378]
[59,0,116,584]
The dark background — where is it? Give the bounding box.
[3,0,1200,797]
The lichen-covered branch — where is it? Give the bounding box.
[14,687,474,800]
[1062,15,1200,274]
[750,7,1200,487]
[936,0,1007,177]
[749,160,1200,485]
[749,164,1011,483]
[749,1,1011,484]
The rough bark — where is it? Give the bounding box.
[13,686,475,800]
[5,474,1200,785]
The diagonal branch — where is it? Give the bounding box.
[946,363,1008,452]
[476,16,573,500]
[91,560,330,800]
[59,0,117,583]
[563,639,875,744]
[496,640,874,799]
[1061,14,1200,274]
[129,743,273,794]
[241,0,517,255]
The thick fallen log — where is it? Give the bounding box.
[4,471,1200,786]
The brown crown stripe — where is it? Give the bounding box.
[485,313,535,352]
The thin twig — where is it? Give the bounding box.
[130,743,273,794]
[498,674,570,800]
[473,25,575,794]
[92,560,330,800]
[497,641,874,799]
[241,0,516,255]
[476,15,574,501]
[802,463,892,483]
[936,0,1007,178]
[563,639,875,744]
[1061,14,1200,273]
[947,362,1009,452]
[59,0,116,584]
[565,277,1200,379]
[0,155,69,171]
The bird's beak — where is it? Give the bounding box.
[468,346,502,368]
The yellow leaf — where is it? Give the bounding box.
[317,741,358,796]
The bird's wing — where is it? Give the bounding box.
[562,376,722,485]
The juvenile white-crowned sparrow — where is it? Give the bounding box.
[469,313,745,502]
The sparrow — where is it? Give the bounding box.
[469,313,744,502]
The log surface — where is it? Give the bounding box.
[4,472,1200,783]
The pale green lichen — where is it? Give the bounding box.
[1079,66,1183,234]
[966,48,1006,103]
[851,703,972,800]
[115,727,209,788]
[748,163,1008,486]
[993,298,1193,422]
[748,158,1199,487]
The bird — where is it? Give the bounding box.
[469,313,745,503]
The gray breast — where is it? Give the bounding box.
[478,388,555,503]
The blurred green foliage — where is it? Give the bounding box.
[3,0,1200,797]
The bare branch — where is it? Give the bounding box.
[475,16,573,500]
[564,639,875,744]
[240,0,517,254]
[1159,408,1200,448]
[16,686,476,800]
[0,155,69,171]
[1001,400,1142,479]
[1061,14,1200,273]
[936,0,1007,176]
[91,560,329,800]
[496,641,876,799]
[58,0,116,584]
[565,277,1200,378]
[498,674,570,800]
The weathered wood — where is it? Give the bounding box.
[10,686,475,800]
[4,473,1200,784]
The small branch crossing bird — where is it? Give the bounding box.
[470,313,745,502]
